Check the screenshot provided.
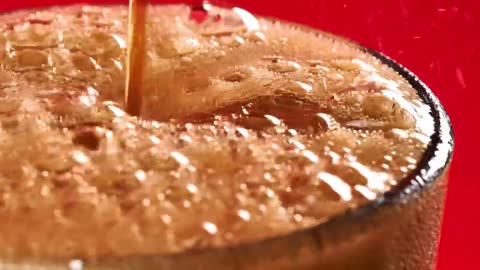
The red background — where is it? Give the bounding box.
[1,0,479,269]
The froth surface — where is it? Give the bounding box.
[0,5,433,258]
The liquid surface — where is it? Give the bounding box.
[0,4,433,259]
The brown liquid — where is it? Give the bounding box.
[125,0,147,116]
[177,95,328,133]
[0,4,434,259]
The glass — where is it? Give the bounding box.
[0,1,454,269]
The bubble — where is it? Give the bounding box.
[237,209,251,221]
[0,98,21,113]
[232,36,246,46]
[317,172,352,201]
[349,162,388,192]
[40,185,50,197]
[72,150,90,164]
[301,150,319,163]
[221,66,251,82]
[267,60,301,73]
[69,259,83,270]
[105,102,126,117]
[8,24,59,48]
[202,222,218,235]
[111,34,127,49]
[8,49,49,71]
[72,127,101,151]
[71,52,97,71]
[345,119,385,129]
[186,184,198,194]
[161,214,172,225]
[170,152,191,167]
[232,7,260,31]
[264,115,282,126]
[134,170,147,182]
[35,152,74,172]
[354,185,377,200]
[295,81,313,92]
[246,31,266,42]
[142,198,151,207]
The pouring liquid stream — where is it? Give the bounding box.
[125,0,212,117]
[125,0,147,116]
